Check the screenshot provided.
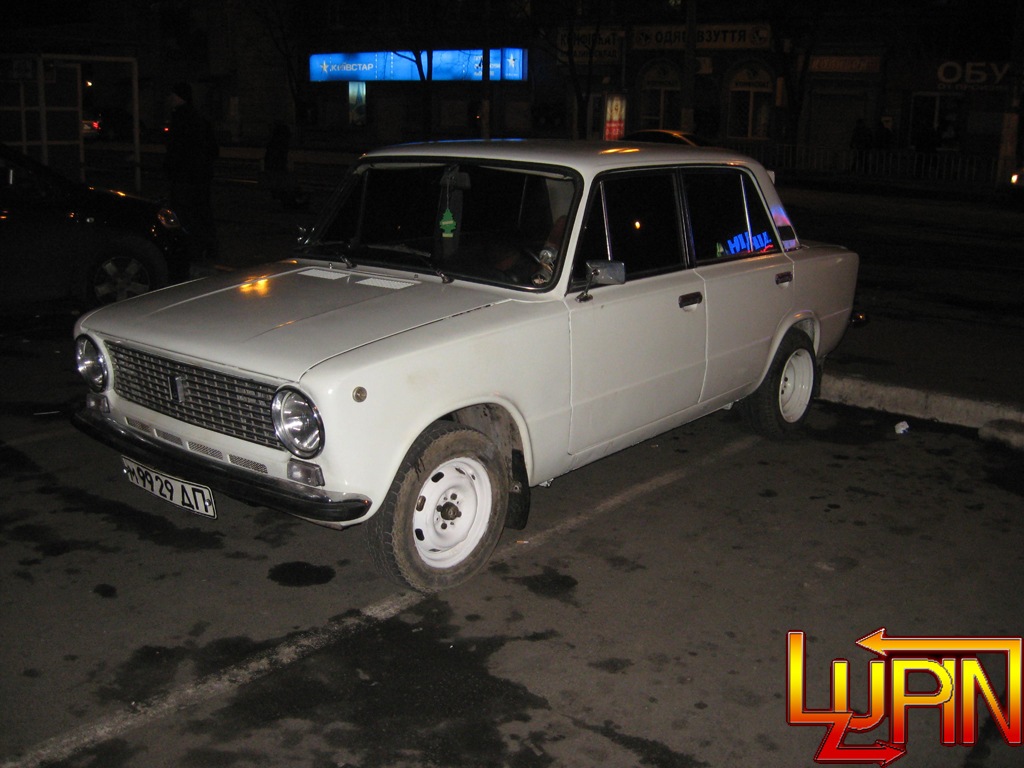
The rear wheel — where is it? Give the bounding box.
[367,422,509,592]
[742,330,816,439]
[86,240,168,306]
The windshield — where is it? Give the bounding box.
[307,159,578,289]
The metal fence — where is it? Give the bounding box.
[82,139,1005,196]
[725,141,1000,187]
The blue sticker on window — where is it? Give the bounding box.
[726,230,774,255]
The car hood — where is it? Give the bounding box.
[80,261,507,380]
[78,184,163,223]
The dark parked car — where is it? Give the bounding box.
[622,129,716,147]
[0,142,190,308]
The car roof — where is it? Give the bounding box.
[360,139,758,176]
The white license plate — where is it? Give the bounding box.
[121,457,218,519]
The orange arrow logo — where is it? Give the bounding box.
[857,627,1022,659]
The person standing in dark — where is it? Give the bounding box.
[875,118,895,151]
[165,82,219,262]
[263,122,306,209]
[849,118,873,172]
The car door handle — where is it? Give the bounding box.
[775,271,793,285]
[678,292,703,309]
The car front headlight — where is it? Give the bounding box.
[75,335,109,392]
[272,388,324,458]
[157,206,181,229]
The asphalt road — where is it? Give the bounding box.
[2,380,1022,767]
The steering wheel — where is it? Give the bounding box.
[519,245,557,286]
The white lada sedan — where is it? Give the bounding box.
[73,140,859,592]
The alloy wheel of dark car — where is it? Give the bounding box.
[88,241,169,306]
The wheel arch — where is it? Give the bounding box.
[789,314,819,353]
[444,401,532,530]
[757,314,819,387]
[446,402,525,462]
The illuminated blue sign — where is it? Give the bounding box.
[310,49,526,82]
[723,230,775,256]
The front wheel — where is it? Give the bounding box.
[367,422,509,593]
[742,330,817,439]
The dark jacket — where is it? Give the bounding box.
[165,103,218,184]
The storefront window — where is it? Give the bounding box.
[638,62,682,130]
[726,64,772,139]
[910,92,964,151]
[349,82,366,126]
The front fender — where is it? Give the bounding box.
[299,300,572,516]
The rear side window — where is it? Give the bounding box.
[683,169,779,263]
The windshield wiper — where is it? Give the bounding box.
[364,244,453,283]
[293,240,355,268]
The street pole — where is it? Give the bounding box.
[481,0,492,139]
[996,0,1023,187]
[680,0,697,132]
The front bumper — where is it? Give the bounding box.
[73,406,372,523]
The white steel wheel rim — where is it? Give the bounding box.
[411,456,492,568]
[778,348,814,422]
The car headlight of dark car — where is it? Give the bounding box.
[157,205,182,230]
[272,388,324,458]
[75,336,109,392]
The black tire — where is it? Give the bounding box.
[86,239,169,307]
[742,330,817,439]
[367,422,509,593]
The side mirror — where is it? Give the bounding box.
[589,260,625,285]
[577,260,625,302]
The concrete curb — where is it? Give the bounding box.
[977,420,1024,451]
[820,373,1024,450]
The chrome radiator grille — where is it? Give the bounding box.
[109,343,281,450]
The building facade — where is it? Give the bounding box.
[3,1,1020,183]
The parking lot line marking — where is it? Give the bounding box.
[1,423,75,450]
[1,591,422,768]
[2,435,759,768]
[495,435,760,559]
